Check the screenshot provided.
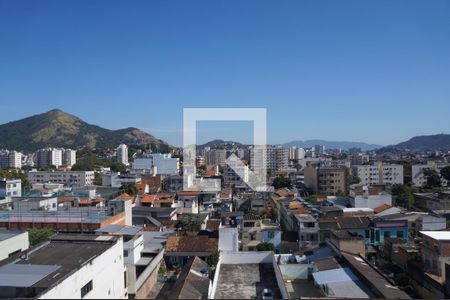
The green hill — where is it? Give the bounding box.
[0,109,171,152]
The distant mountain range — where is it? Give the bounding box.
[281,140,382,151]
[0,109,171,152]
[198,139,245,149]
[379,134,450,152]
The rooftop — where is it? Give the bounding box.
[165,235,218,253]
[420,231,450,241]
[0,235,119,297]
[214,263,282,299]
[337,216,372,229]
[0,230,26,242]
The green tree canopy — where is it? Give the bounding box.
[423,169,442,188]
[256,242,276,252]
[440,166,450,185]
[391,184,419,208]
[28,228,55,246]
[272,176,292,189]
[0,169,31,190]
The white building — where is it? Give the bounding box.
[250,146,289,171]
[353,162,404,185]
[0,235,127,299]
[0,231,29,261]
[223,158,250,187]
[0,178,22,197]
[13,197,58,211]
[296,148,306,160]
[206,149,227,165]
[27,170,95,187]
[0,150,22,169]
[35,148,63,168]
[63,149,77,166]
[102,172,141,188]
[132,153,179,175]
[412,161,449,187]
[117,144,129,166]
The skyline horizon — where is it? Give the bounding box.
[0,108,448,148]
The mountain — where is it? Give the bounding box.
[198,139,246,149]
[379,134,450,152]
[281,139,382,151]
[0,109,171,152]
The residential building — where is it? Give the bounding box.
[421,231,450,280]
[0,178,21,197]
[313,145,325,157]
[210,251,289,299]
[63,149,76,166]
[0,235,127,299]
[0,230,29,261]
[35,148,63,168]
[206,149,227,165]
[304,166,348,196]
[117,144,129,166]
[28,170,95,187]
[296,214,319,249]
[0,150,22,169]
[250,146,289,171]
[164,235,218,267]
[242,218,282,251]
[132,153,179,175]
[222,157,250,187]
[353,162,404,186]
[13,197,58,211]
[329,228,366,256]
[95,225,167,299]
[412,161,449,187]
[102,172,141,187]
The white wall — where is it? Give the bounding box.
[39,238,127,299]
[0,232,29,261]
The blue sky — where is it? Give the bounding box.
[1,0,449,146]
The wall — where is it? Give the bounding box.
[0,231,29,260]
[38,238,127,299]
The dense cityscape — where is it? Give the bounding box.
[0,109,449,299]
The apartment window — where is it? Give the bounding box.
[81,280,93,298]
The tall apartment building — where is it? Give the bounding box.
[352,162,403,186]
[63,149,77,166]
[35,148,63,168]
[0,150,22,169]
[250,146,289,171]
[412,161,449,187]
[304,165,348,196]
[223,158,250,187]
[313,145,325,158]
[27,170,95,187]
[116,144,129,166]
[206,149,227,165]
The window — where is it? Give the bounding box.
[267,231,275,239]
[123,250,129,257]
[365,230,370,239]
[384,231,391,238]
[81,280,93,298]
[397,231,404,238]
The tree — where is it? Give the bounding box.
[348,175,361,185]
[176,215,204,233]
[0,169,31,190]
[307,194,318,203]
[121,183,138,196]
[423,169,442,188]
[256,242,276,252]
[391,184,419,208]
[209,250,220,267]
[28,228,55,246]
[110,162,127,173]
[272,176,292,189]
[94,172,102,185]
[441,166,450,186]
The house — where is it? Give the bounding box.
[242,218,281,252]
[421,231,450,280]
[329,229,365,256]
[164,235,218,267]
[337,216,372,245]
[373,204,401,216]
[371,219,408,247]
[0,235,127,299]
[295,214,319,249]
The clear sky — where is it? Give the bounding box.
[1,0,449,147]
